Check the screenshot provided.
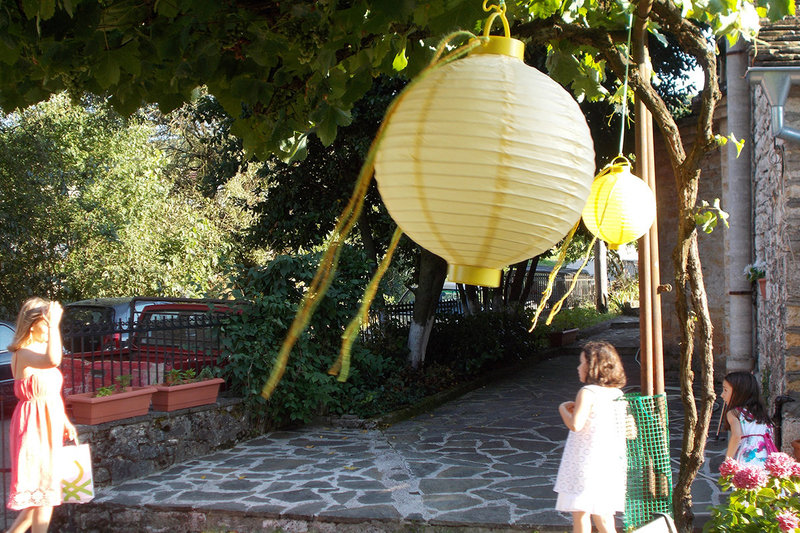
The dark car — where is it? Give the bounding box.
[61,299,239,394]
[61,297,173,353]
[0,320,14,382]
[0,320,16,411]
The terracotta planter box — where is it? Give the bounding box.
[549,328,579,347]
[67,386,156,425]
[151,378,225,412]
[758,278,767,298]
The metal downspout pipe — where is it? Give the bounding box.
[724,43,754,372]
[748,66,800,143]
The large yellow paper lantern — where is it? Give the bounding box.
[373,36,596,287]
[581,157,656,249]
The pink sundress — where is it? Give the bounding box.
[7,366,67,510]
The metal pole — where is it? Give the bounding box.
[646,109,665,395]
[634,0,660,396]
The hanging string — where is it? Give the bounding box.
[529,222,579,332]
[329,226,404,381]
[545,236,597,324]
[262,31,486,400]
[618,11,634,155]
[528,11,634,334]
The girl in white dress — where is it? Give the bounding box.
[554,341,627,533]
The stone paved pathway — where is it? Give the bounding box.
[70,316,728,532]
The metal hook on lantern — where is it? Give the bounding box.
[482,0,511,38]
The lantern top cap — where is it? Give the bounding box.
[594,154,635,179]
[469,36,525,60]
[471,1,524,60]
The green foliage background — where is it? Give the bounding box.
[0,94,254,317]
[220,248,393,426]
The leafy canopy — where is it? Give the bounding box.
[1,0,793,161]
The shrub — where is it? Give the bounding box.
[608,274,639,313]
[220,249,382,426]
[427,309,547,375]
[543,303,615,333]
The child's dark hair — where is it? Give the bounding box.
[581,341,626,388]
[721,371,773,431]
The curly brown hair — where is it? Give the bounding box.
[581,341,626,388]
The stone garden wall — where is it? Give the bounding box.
[75,397,260,487]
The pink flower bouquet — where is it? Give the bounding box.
[705,453,800,532]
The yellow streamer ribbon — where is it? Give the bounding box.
[545,236,597,324]
[329,227,404,382]
[529,222,579,332]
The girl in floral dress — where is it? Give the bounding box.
[720,371,776,467]
[6,298,77,533]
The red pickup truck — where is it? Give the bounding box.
[61,299,238,396]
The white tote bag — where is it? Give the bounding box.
[59,438,95,504]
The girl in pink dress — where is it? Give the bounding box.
[6,298,77,533]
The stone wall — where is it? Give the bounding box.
[75,398,260,487]
[752,83,800,452]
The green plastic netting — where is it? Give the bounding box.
[623,393,673,531]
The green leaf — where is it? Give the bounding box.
[312,103,352,146]
[39,0,56,20]
[694,198,729,233]
[20,0,39,19]
[766,0,795,20]
[278,133,309,163]
[154,0,180,18]
[392,46,408,72]
[113,44,141,77]
[94,53,121,89]
[62,0,75,17]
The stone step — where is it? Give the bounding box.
[611,320,640,329]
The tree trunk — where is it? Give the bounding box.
[357,209,378,267]
[594,240,608,313]
[672,176,716,531]
[520,256,540,305]
[492,272,504,310]
[407,248,446,369]
[506,259,529,305]
[464,284,481,314]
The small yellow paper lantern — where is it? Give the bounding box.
[581,157,656,249]
[373,36,596,287]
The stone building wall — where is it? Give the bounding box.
[752,85,789,401]
[653,107,728,374]
[752,84,800,451]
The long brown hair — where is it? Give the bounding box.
[721,371,773,430]
[582,341,626,388]
[7,297,50,352]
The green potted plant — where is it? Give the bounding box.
[151,367,225,412]
[66,375,156,425]
[744,261,766,297]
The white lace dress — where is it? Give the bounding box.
[554,384,627,515]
